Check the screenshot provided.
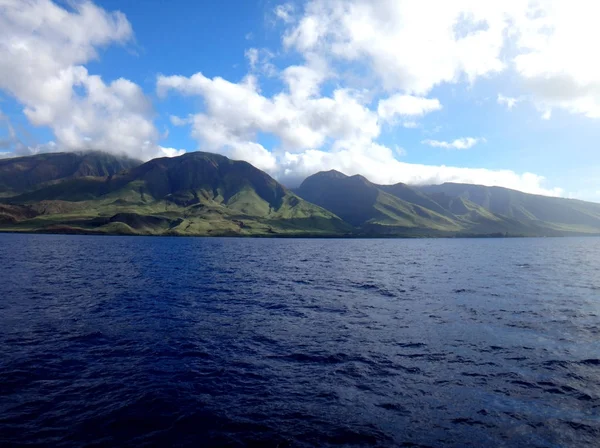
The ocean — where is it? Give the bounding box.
[1,234,599,447]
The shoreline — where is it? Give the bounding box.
[2,228,599,239]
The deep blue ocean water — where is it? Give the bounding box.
[1,234,599,447]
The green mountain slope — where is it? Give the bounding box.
[296,171,463,233]
[1,152,349,236]
[0,151,142,197]
[297,171,600,236]
[419,183,600,234]
[2,152,600,237]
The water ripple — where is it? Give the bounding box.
[1,235,600,446]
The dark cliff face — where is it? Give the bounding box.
[297,172,382,226]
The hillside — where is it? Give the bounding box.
[1,152,599,237]
[296,171,600,236]
[419,183,600,234]
[295,170,462,233]
[0,152,142,197]
[0,152,350,236]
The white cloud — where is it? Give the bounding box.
[230,141,277,172]
[157,146,186,158]
[275,3,295,24]
[393,145,406,157]
[422,137,485,150]
[281,1,600,119]
[282,64,325,99]
[283,1,510,94]
[244,48,259,70]
[402,121,419,129]
[497,94,520,110]
[512,1,600,119]
[0,0,165,160]
[378,95,442,123]
[244,47,276,77]
[158,71,380,154]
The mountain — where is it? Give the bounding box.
[295,170,462,234]
[2,152,599,237]
[0,152,349,236]
[0,151,142,197]
[418,183,600,234]
[296,171,600,236]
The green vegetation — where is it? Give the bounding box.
[1,151,599,237]
[418,183,600,235]
[0,152,350,237]
[297,171,600,237]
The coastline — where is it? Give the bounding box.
[2,227,598,239]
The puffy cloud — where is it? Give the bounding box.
[283,0,511,94]
[158,146,186,158]
[158,71,380,153]
[230,142,277,172]
[0,0,166,160]
[378,95,442,123]
[282,0,600,119]
[421,137,485,150]
[512,0,600,119]
[497,94,520,110]
[282,64,326,99]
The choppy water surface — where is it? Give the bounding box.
[1,234,599,447]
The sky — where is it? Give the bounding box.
[0,0,599,201]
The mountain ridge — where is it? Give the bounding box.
[0,151,599,237]
[0,152,350,236]
[297,170,600,237]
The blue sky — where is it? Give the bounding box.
[0,0,599,200]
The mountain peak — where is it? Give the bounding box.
[311,169,348,180]
[348,174,371,184]
[175,151,229,162]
